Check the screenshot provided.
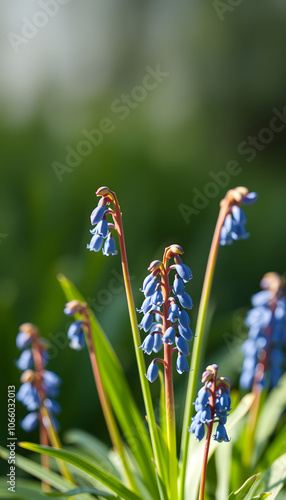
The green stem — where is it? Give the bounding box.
[83,308,140,495]
[113,196,168,497]
[179,202,229,500]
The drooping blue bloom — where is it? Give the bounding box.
[162,327,176,345]
[144,279,158,298]
[146,361,159,383]
[241,192,258,205]
[177,292,193,310]
[42,370,62,397]
[16,349,33,371]
[175,336,189,356]
[175,264,192,283]
[87,234,104,252]
[102,233,118,256]
[90,219,109,238]
[44,398,61,415]
[153,333,163,353]
[139,334,155,355]
[16,331,32,350]
[16,383,40,411]
[173,275,185,295]
[178,324,194,342]
[67,320,85,351]
[167,302,180,322]
[214,424,230,442]
[151,288,163,306]
[176,353,190,374]
[90,205,106,226]
[220,192,257,246]
[139,312,153,333]
[20,412,39,432]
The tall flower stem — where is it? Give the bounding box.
[82,308,139,494]
[109,190,168,493]
[161,261,179,500]
[179,198,231,500]
[198,372,216,500]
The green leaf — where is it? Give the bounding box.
[251,453,286,499]
[0,446,93,500]
[215,437,233,500]
[58,275,159,499]
[185,393,255,500]
[251,494,271,499]
[45,486,117,498]
[253,374,286,466]
[228,474,261,499]
[19,442,142,500]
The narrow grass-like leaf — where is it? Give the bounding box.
[19,442,142,500]
[228,474,261,499]
[251,453,286,500]
[58,275,159,498]
[45,487,117,497]
[215,439,233,500]
[253,374,286,466]
[0,447,93,500]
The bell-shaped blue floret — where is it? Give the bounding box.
[42,371,61,397]
[178,309,190,328]
[21,412,39,432]
[144,279,157,298]
[194,422,205,441]
[200,406,212,424]
[153,333,163,353]
[220,225,233,246]
[214,424,230,442]
[67,321,83,340]
[16,383,40,411]
[151,289,163,306]
[168,303,180,322]
[175,336,189,356]
[176,353,189,374]
[146,361,159,383]
[175,264,192,283]
[67,321,85,350]
[251,290,273,307]
[241,192,258,205]
[87,234,104,252]
[178,324,194,341]
[197,387,210,406]
[102,234,118,256]
[219,393,231,411]
[178,292,193,310]
[44,398,61,415]
[90,219,108,238]
[245,306,272,329]
[90,205,106,225]
[173,276,185,295]
[139,334,155,355]
[16,349,33,371]
[162,327,176,345]
[137,296,153,314]
[16,331,32,350]
[139,312,153,332]
[141,274,154,291]
[231,221,249,241]
[231,205,247,224]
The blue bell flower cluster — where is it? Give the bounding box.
[239,283,286,390]
[220,191,258,246]
[189,369,231,443]
[15,324,61,432]
[87,198,117,256]
[138,255,194,382]
[64,301,86,351]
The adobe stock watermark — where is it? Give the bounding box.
[87,269,135,314]
[179,104,286,224]
[222,311,248,355]
[213,0,244,21]
[7,0,70,54]
[52,65,170,183]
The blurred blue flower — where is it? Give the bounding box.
[146,361,159,383]
[67,320,85,351]
[102,233,118,256]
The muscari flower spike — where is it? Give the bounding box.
[15,323,61,433]
[240,273,286,391]
[189,364,232,443]
[137,245,195,382]
[220,187,258,246]
[87,187,118,256]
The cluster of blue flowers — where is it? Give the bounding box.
[138,252,194,383]
[220,190,258,246]
[87,198,117,256]
[240,276,286,390]
[15,324,61,432]
[189,366,231,443]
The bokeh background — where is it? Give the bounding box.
[1,0,286,470]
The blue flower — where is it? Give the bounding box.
[162,327,176,345]
[139,334,155,355]
[220,192,257,246]
[153,334,163,353]
[44,398,61,415]
[167,302,180,322]
[173,275,185,295]
[90,219,108,238]
[139,312,153,332]
[16,383,40,411]
[102,234,118,256]
[146,361,159,383]
[151,288,163,306]
[175,264,192,283]
[42,370,62,397]
[16,331,32,350]
[87,234,104,252]
[16,349,33,371]
[20,412,39,432]
[90,205,106,225]
[176,353,190,374]
[175,336,189,356]
[214,424,230,442]
[177,292,193,310]
[67,320,85,351]
[144,279,158,298]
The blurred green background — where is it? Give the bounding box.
[1,0,286,467]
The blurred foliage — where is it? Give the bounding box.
[0,0,286,481]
